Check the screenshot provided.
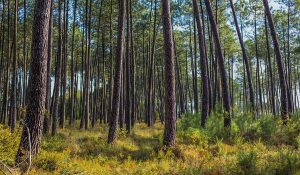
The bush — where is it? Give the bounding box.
[177,113,201,131]
[0,125,20,166]
[42,133,68,152]
[178,127,208,148]
[76,136,103,158]
[34,151,67,172]
[266,150,300,174]
[237,150,257,174]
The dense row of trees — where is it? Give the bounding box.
[0,0,299,170]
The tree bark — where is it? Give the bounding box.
[263,0,288,124]
[43,0,53,134]
[204,0,231,128]
[10,0,18,133]
[192,0,209,127]
[229,0,255,113]
[161,0,176,147]
[107,0,126,143]
[15,0,51,166]
[70,0,78,126]
[51,0,62,136]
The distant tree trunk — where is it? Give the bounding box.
[101,29,107,123]
[70,0,77,126]
[174,39,184,115]
[108,0,114,125]
[51,0,62,136]
[83,0,92,129]
[0,1,3,94]
[15,0,51,165]
[10,0,18,133]
[263,0,288,124]
[193,17,199,113]
[185,51,192,112]
[189,22,195,112]
[130,0,136,127]
[22,0,27,108]
[1,0,10,125]
[229,0,255,113]
[147,0,157,127]
[192,0,209,127]
[200,0,212,114]
[204,0,231,128]
[286,0,293,112]
[60,0,68,128]
[161,0,176,147]
[107,0,126,143]
[83,0,92,130]
[125,0,131,133]
[80,28,85,129]
[119,66,124,128]
[254,5,262,113]
[0,0,5,124]
[43,0,53,134]
[264,15,276,115]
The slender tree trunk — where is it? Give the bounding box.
[193,17,199,113]
[125,0,131,133]
[130,0,136,127]
[22,0,27,108]
[43,0,53,134]
[286,0,293,113]
[192,0,209,127]
[229,0,255,113]
[264,15,276,115]
[204,0,231,128]
[70,0,77,126]
[254,5,263,113]
[107,0,126,143]
[10,0,18,133]
[60,0,68,128]
[51,0,62,136]
[83,0,91,130]
[108,0,114,125]
[189,21,194,112]
[263,0,288,124]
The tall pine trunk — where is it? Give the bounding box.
[192,0,209,127]
[107,0,126,143]
[229,0,255,113]
[10,0,18,133]
[263,0,288,124]
[204,0,231,128]
[161,0,176,147]
[15,0,51,166]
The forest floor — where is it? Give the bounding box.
[1,114,300,174]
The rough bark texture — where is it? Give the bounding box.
[161,0,176,147]
[15,0,51,165]
[107,0,126,143]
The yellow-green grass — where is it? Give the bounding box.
[1,121,300,175]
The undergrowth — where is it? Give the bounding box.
[0,111,300,174]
